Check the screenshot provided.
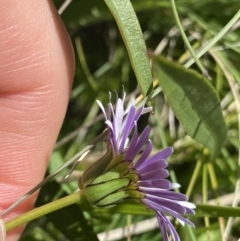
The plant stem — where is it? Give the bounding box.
[5,191,83,231]
[184,9,240,68]
[170,0,208,77]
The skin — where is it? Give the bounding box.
[0,1,75,240]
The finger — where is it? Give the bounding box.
[0,1,74,240]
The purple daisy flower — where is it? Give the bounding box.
[96,92,152,156]
[97,92,195,241]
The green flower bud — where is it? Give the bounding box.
[79,151,141,208]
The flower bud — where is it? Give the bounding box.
[79,151,138,208]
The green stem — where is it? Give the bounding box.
[186,159,202,198]
[170,0,208,77]
[185,9,240,68]
[202,163,210,228]
[75,37,98,92]
[5,191,84,231]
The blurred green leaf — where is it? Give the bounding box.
[20,226,56,241]
[93,202,240,218]
[196,204,240,217]
[47,203,99,241]
[153,56,227,159]
[93,201,154,216]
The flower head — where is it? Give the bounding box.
[81,92,195,241]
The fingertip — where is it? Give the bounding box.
[0,1,75,240]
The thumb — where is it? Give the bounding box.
[0,1,74,240]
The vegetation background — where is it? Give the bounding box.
[16,0,240,240]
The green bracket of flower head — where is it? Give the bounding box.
[96,190,129,207]
[102,154,125,172]
[94,189,145,207]
[80,152,139,207]
[79,150,113,189]
[83,178,130,207]
[153,56,227,160]
[92,161,131,184]
[93,187,144,208]
[104,0,153,101]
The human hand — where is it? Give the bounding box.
[0,1,74,240]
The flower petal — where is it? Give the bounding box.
[136,159,168,173]
[119,106,137,153]
[139,169,169,181]
[125,126,150,160]
[134,140,153,168]
[146,196,187,214]
[96,100,108,120]
[143,198,194,226]
[135,150,170,170]
[113,98,124,141]
[141,188,188,201]
[157,212,180,241]
[138,179,172,189]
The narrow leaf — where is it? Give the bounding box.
[196,204,240,217]
[153,56,227,159]
[104,0,153,97]
[93,202,240,218]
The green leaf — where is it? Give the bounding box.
[153,56,227,159]
[93,202,240,218]
[104,0,153,97]
[196,204,240,217]
[93,201,155,216]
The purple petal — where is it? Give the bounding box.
[139,169,169,181]
[167,220,181,241]
[136,150,170,170]
[125,124,138,158]
[157,212,180,241]
[125,126,151,160]
[143,198,194,226]
[119,106,137,153]
[121,105,136,131]
[138,179,171,189]
[108,102,114,121]
[157,213,169,241]
[96,100,107,120]
[113,98,124,141]
[134,141,152,168]
[134,106,145,122]
[184,207,195,215]
[146,196,186,214]
[146,147,174,162]
[140,188,187,201]
[121,90,126,103]
[157,147,174,159]
[105,120,113,131]
[177,201,196,214]
[124,98,134,114]
[136,159,168,173]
